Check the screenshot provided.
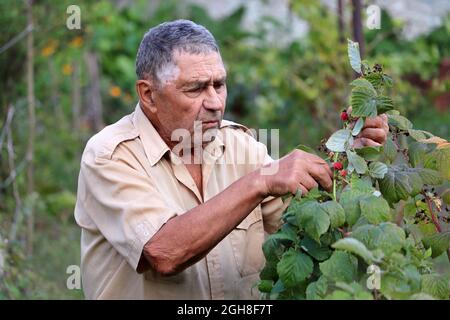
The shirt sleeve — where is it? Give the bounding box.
[75,144,177,271]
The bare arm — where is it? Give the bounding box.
[138,168,266,275]
[138,150,333,276]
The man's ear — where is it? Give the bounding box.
[136,79,157,113]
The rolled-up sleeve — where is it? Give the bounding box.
[76,146,177,271]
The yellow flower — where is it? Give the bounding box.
[109,86,121,97]
[62,64,73,76]
[41,40,57,57]
[69,36,83,48]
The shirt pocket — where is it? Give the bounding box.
[228,206,265,277]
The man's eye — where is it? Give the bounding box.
[213,83,225,90]
[188,87,202,92]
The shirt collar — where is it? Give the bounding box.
[132,103,225,166]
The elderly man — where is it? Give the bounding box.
[74,20,389,299]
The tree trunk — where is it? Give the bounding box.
[72,61,81,132]
[337,0,345,44]
[352,0,365,59]
[25,0,35,256]
[84,51,104,132]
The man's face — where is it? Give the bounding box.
[151,51,227,147]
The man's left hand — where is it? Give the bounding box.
[353,113,390,148]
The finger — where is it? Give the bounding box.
[347,106,352,115]
[296,183,308,196]
[299,174,319,191]
[359,127,387,143]
[309,166,333,192]
[312,157,333,177]
[357,137,382,147]
[363,116,384,129]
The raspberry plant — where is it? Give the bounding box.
[258,40,450,300]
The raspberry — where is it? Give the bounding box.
[340,111,349,121]
[333,162,343,170]
[340,169,347,177]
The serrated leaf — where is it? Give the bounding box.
[352,117,365,136]
[347,39,361,74]
[306,276,328,300]
[408,129,434,141]
[379,165,424,205]
[347,150,368,174]
[359,195,391,224]
[352,222,405,255]
[421,274,450,300]
[408,142,429,167]
[277,249,313,288]
[368,161,388,179]
[319,251,358,283]
[296,201,330,242]
[300,236,332,261]
[422,231,450,258]
[320,201,346,228]
[388,114,413,130]
[326,129,353,152]
[332,238,375,264]
[376,96,394,113]
[415,168,443,185]
[351,86,378,117]
[356,146,382,161]
[435,146,450,180]
[260,261,278,281]
[258,280,274,293]
[382,137,398,163]
[350,78,377,95]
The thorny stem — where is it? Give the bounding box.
[332,152,339,201]
[423,193,450,261]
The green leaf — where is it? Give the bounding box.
[350,86,378,117]
[382,137,398,163]
[325,129,353,152]
[277,249,313,288]
[332,238,375,264]
[408,129,434,141]
[359,195,391,224]
[350,78,376,95]
[320,201,346,228]
[295,144,317,155]
[260,261,278,281]
[422,231,450,258]
[408,142,429,167]
[356,146,382,161]
[379,165,424,205]
[258,280,274,293]
[352,222,405,255]
[347,150,368,174]
[262,234,285,262]
[421,274,450,300]
[352,117,365,136]
[388,114,413,130]
[325,290,352,300]
[306,276,328,300]
[347,39,362,74]
[300,236,332,261]
[415,168,443,185]
[376,96,394,113]
[319,251,358,283]
[296,201,330,242]
[435,146,450,180]
[368,161,388,179]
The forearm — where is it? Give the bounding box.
[140,168,267,275]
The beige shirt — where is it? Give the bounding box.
[74,104,287,300]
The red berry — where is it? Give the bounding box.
[340,169,347,177]
[333,162,343,170]
[340,111,349,121]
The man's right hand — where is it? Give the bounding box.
[258,149,333,197]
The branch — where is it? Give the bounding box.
[424,194,450,261]
[0,23,33,55]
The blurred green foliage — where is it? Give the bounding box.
[0,0,448,299]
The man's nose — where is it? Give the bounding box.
[202,86,223,111]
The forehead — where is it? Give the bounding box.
[173,51,226,83]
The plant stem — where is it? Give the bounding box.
[424,194,450,261]
[332,152,339,201]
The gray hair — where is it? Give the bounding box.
[135,19,220,87]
